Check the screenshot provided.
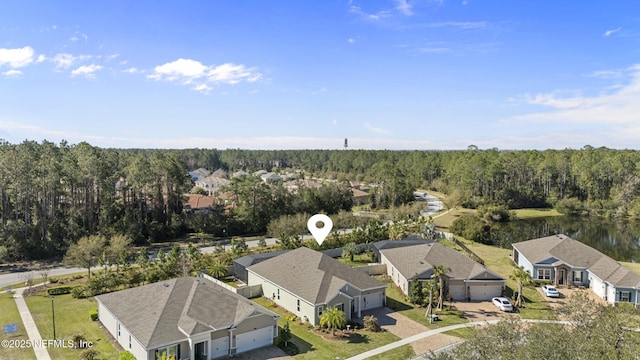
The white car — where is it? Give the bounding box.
[542,285,560,298]
[492,297,513,312]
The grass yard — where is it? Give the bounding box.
[0,292,36,360]
[25,293,120,360]
[432,208,476,230]
[337,253,376,267]
[511,208,562,219]
[383,283,470,331]
[462,239,555,320]
[621,261,640,275]
[252,297,413,360]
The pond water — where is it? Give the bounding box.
[489,216,640,263]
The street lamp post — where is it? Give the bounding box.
[50,295,56,340]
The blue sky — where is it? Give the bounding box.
[1,1,639,150]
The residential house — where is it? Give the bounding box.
[195,176,230,195]
[247,247,386,326]
[183,194,216,214]
[188,168,211,181]
[260,172,282,183]
[211,169,228,178]
[351,188,370,206]
[377,240,505,301]
[232,170,249,178]
[96,277,279,360]
[512,234,640,305]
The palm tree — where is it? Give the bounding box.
[320,306,347,336]
[388,222,407,240]
[342,242,358,262]
[510,266,532,308]
[432,264,451,310]
[207,260,228,279]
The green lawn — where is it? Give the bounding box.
[252,297,414,360]
[463,240,556,320]
[383,283,470,331]
[511,208,562,219]
[0,292,36,360]
[337,253,376,267]
[432,208,476,230]
[621,261,640,275]
[25,293,120,360]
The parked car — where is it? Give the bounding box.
[542,285,560,297]
[492,297,513,312]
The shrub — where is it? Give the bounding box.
[49,278,59,284]
[72,334,86,348]
[285,314,297,322]
[363,315,381,332]
[79,348,98,360]
[89,309,98,321]
[72,274,84,280]
[120,351,136,360]
[47,286,72,296]
[71,285,87,299]
[450,214,491,244]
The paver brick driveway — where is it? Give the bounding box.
[362,307,461,356]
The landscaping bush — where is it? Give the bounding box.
[89,309,98,321]
[47,286,72,296]
[120,351,136,360]
[72,274,85,280]
[72,334,87,348]
[363,315,381,332]
[71,285,88,299]
[285,314,297,322]
[49,277,59,284]
[79,348,99,360]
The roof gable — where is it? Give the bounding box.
[380,242,504,282]
[96,277,277,349]
[247,247,385,305]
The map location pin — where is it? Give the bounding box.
[307,214,333,246]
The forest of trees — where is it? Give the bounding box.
[2,141,640,262]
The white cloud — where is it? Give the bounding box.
[604,27,621,37]
[0,46,35,68]
[52,53,91,69]
[70,35,79,42]
[348,38,356,44]
[122,67,139,74]
[588,70,623,79]
[2,69,23,77]
[36,54,46,63]
[364,122,392,135]
[348,5,391,21]
[148,58,262,92]
[395,0,413,15]
[71,64,103,78]
[332,119,338,125]
[428,21,489,30]
[506,64,640,127]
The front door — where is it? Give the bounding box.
[195,341,208,360]
[559,269,565,285]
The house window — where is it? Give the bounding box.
[128,335,132,349]
[277,289,280,300]
[336,303,344,312]
[537,269,551,280]
[620,291,631,302]
[391,268,394,276]
[318,306,323,316]
[155,344,178,360]
[573,271,582,282]
[117,323,120,338]
[297,299,300,312]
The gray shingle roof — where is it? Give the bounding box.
[96,277,277,350]
[380,242,504,281]
[247,247,385,305]
[512,234,640,288]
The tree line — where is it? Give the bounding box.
[2,140,639,261]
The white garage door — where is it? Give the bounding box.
[236,327,273,354]
[469,285,502,301]
[362,292,384,310]
[448,285,466,301]
[211,337,229,359]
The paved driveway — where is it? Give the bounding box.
[362,307,461,356]
[231,345,293,360]
[451,301,512,322]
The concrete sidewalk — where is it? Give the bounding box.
[13,286,52,360]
